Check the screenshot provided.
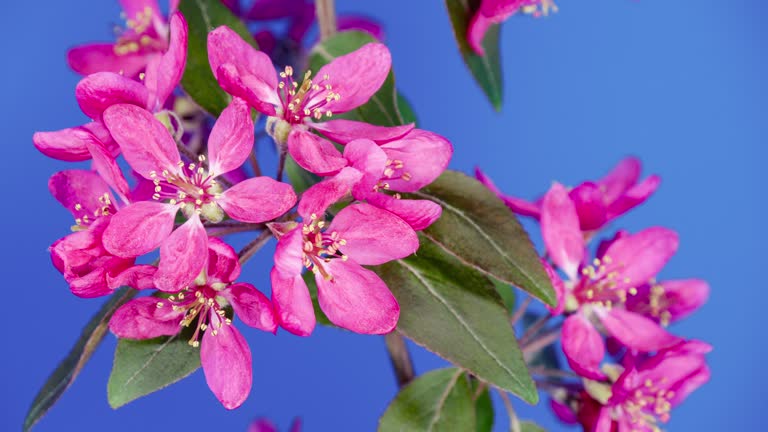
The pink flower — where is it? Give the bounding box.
[467,0,558,56]
[34,12,188,162]
[49,170,155,297]
[541,183,682,379]
[625,279,710,327]
[342,132,453,230]
[101,99,296,292]
[67,0,179,77]
[110,238,276,409]
[595,341,711,431]
[207,26,413,175]
[248,417,301,432]
[476,157,660,231]
[270,168,419,336]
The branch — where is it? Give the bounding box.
[315,0,337,41]
[237,230,273,264]
[384,332,415,388]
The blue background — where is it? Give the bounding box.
[2,0,764,430]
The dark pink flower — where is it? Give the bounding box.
[49,169,154,297]
[35,12,187,163]
[110,238,276,409]
[207,26,412,175]
[624,279,710,327]
[596,341,711,431]
[248,417,301,432]
[67,0,178,77]
[476,157,660,231]
[541,183,682,379]
[101,100,296,291]
[342,132,452,230]
[467,0,557,56]
[270,168,418,336]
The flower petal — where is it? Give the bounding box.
[107,265,158,290]
[287,128,347,176]
[207,98,254,176]
[316,259,399,334]
[103,104,181,178]
[379,130,453,192]
[312,119,413,145]
[215,64,279,116]
[33,123,110,162]
[297,167,362,219]
[201,320,252,410]
[328,203,418,265]
[337,15,385,41]
[109,297,183,339]
[144,12,187,110]
[48,170,113,217]
[597,308,680,352]
[270,268,316,336]
[208,25,278,90]
[660,279,710,322]
[561,314,606,380]
[601,227,678,291]
[365,193,442,231]
[569,182,607,231]
[76,72,150,120]
[475,168,541,218]
[314,43,391,113]
[103,201,177,257]
[218,177,296,223]
[67,43,149,77]
[155,215,208,292]
[598,157,641,204]
[248,418,279,432]
[467,12,493,56]
[542,260,565,315]
[541,182,584,280]
[605,174,661,221]
[343,138,387,198]
[207,237,241,284]
[225,283,277,333]
[85,140,131,202]
[273,227,305,277]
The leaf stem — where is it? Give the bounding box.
[384,332,415,388]
[498,389,522,432]
[237,230,273,264]
[315,0,337,41]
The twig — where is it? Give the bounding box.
[519,313,552,345]
[510,297,532,326]
[237,230,273,264]
[384,332,415,388]
[249,150,262,177]
[498,389,521,432]
[275,145,288,182]
[315,0,337,41]
[528,366,579,379]
[522,328,562,362]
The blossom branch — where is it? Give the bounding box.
[522,327,562,362]
[237,230,273,264]
[384,332,415,388]
[315,0,337,41]
[510,297,532,326]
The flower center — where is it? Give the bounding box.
[620,378,675,428]
[113,6,167,56]
[276,66,339,124]
[574,255,640,308]
[149,155,225,222]
[72,193,116,231]
[300,213,348,281]
[158,285,231,347]
[374,159,413,192]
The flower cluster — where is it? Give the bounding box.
[477,158,710,431]
[467,0,559,56]
[36,5,451,409]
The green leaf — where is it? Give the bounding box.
[520,420,547,432]
[285,155,322,195]
[411,170,555,306]
[444,0,504,110]
[179,0,257,116]
[307,31,411,127]
[397,93,419,125]
[492,279,516,315]
[379,368,475,432]
[473,385,494,432]
[24,287,137,431]
[376,240,537,403]
[107,330,201,408]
